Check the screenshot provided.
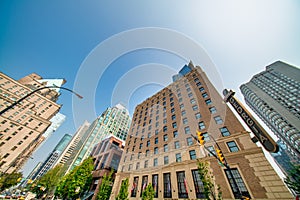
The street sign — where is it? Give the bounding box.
[223,89,279,153]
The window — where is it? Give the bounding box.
[176,153,182,162]
[153,158,158,166]
[227,141,239,152]
[176,171,188,198]
[190,98,196,104]
[184,126,190,134]
[195,113,201,119]
[163,134,168,141]
[196,82,202,87]
[207,146,215,157]
[202,132,210,142]
[170,102,174,107]
[202,93,208,98]
[128,164,132,171]
[182,118,188,124]
[164,144,168,152]
[130,154,134,161]
[139,143,143,149]
[198,121,206,130]
[209,107,217,114]
[154,147,158,154]
[214,116,223,124]
[140,176,148,196]
[163,173,172,198]
[192,105,198,111]
[146,140,150,147]
[220,127,230,136]
[188,93,193,98]
[180,104,184,109]
[152,174,159,198]
[164,156,169,165]
[174,141,180,149]
[187,137,194,146]
[205,99,212,105]
[199,87,205,92]
[173,130,178,138]
[192,170,205,198]
[163,119,167,124]
[146,150,150,157]
[131,177,139,197]
[163,126,167,132]
[144,160,148,168]
[225,168,250,198]
[155,129,158,135]
[138,152,141,159]
[181,110,186,116]
[171,108,175,113]
[172,114,176,120]
[155,137,158,144]
[136,162,140,170]
[189,150,197,160]
[172,122,177,129]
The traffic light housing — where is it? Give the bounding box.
[197,131,205,145]
[216,148,225,164]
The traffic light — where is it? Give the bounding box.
[216,148,225,164]
[197,131,205,145]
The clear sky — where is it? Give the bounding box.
[0,0,299,177]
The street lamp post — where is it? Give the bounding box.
[0,85,82,115]
[192,133,244,199]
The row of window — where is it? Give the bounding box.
[126,126,231,153]
[129,167,250,199]
[123,140,239,169]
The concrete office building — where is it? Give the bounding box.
[54,121,91,167]
[240,61,300,174]
[65,104,131,173]
[0,72,63,173]
[89,135,124,200]
[111,62,292,199]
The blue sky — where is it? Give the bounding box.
[1,1,299,176]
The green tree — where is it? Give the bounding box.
[115,178,129,200]
[97,170,113,200]
[141,184,154,200]
[197,161,222,200]
[0,172,22,191]
[55,157,94,199]
[30,164,64,198]
[284,163,300,195]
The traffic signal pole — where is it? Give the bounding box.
[192,134,244,199]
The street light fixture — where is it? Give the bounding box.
[0,85,83,115]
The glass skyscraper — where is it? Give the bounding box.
[65,104,131,173]
[240,61,300,174]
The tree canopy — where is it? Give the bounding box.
[55,157,94,199]
[116,178,129,200]
[0,172,22,191]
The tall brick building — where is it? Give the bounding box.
[110,62,292,199]
[0,72,63,173]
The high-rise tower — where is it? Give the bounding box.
[0,72,63,173]
[240,61,300,174]
[65,104,131,173]
[111,62,292,199]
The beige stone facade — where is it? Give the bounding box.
[0,72,61,173]
[110,63,292,199]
